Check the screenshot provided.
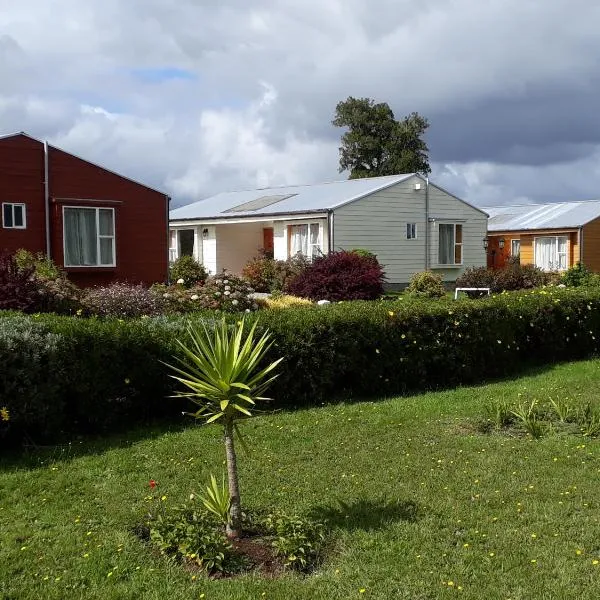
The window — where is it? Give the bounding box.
[511,239,521,259]
[63,207,115,267]
[406,223,417,240]
[438,223,462,265]
[169,230,177,262]
[2,203,26,229]
[289,223,321,259]
[534,236,568,271]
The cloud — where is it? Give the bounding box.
[1,0,600,206]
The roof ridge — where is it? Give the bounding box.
[483,198,600,209]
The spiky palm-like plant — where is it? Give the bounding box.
[167,318,282,538]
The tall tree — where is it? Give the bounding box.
[332,97,431,178]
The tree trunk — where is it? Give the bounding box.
[223,419,242,539]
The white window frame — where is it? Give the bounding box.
[288,221,322,260]
[511,239,521,257]
[63,206,116,267]
[2,202,27,229]
[534,235,569,272]
[406,223,417,240]
[438,223,463,266]
[169,229,178,262]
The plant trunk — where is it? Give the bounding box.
[223,419,242,539]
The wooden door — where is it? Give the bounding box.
[263,227,274,257]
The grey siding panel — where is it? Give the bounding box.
[333,177,486,284]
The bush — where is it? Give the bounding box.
[169,255,208,288]
[195,270,257,312]
[259,294,313,310]
[406,271,446,299]
[562,263,592,287]
[242,253,310,293]
[82,283,165,318]
[456,263,549,293]
[241,253,279,293]
[150,283,206,313]
[286,250,385,301]
[351,248,377,261]
[0,252,39,312]
[4,287,600,443]
[12,249,82,314]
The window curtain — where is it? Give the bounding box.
[309,223,320,256]
[64,208,97,266]
[535,238,555,271]
[439,224,454,264]
[557,237,568,270]
[291,224,308,256]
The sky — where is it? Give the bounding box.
[1,0,600,208]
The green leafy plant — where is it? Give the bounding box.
[510,399,546,438]
[483,399,514,429]
[406,271,446,299]
[170,255,208,288]
[262,512,327,571]
[575,402,600,437]
[166,318,283,538]
[549,397,573,423]
[561,262,592,287]
[199,473,231,525]
[148,501,233,573]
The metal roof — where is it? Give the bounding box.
[485,200,600,231]
[169,174,414,220]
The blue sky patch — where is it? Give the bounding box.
[130,67,197,83]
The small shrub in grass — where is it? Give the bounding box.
[406,271,446,299]
[286,250,385,301]
[196,271,257,313]
[82,283,165,317]
[169,255,208,288]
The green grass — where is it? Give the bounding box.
[1,360,600,599]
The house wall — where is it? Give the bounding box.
[48,146,168,287]
[0,135,46,254]
[487,230,580,271]
[215,222,264,274]
[333,176,487,284]
[583,217,600,272]
[0,134,169,287]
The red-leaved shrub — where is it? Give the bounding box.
[286,251,385,301]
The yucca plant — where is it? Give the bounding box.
[200,473,231,525]
[166,318,283,539]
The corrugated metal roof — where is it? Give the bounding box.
[485,200,600,231]
[169,174,414,220]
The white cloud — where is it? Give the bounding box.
[1,0,600,205]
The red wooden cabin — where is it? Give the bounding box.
[0,132,169,287]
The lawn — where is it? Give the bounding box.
[1,359,600,600]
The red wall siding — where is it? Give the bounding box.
[0,135,46,254]
[48,147,168,287]
[0,134,168,287]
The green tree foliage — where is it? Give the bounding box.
[332,96,431,178]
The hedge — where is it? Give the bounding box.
[2,287,600,444]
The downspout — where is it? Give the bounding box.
[166,195,171,284]
[578,226,583,266]
[43,141,51,258]
[424,175,430,270]
[327,209,334,253]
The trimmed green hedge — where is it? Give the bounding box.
[2,288,600,444]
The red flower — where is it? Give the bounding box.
[149,479,157,488]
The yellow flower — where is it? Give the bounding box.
[388,311,394,317]
[0,407,9,422]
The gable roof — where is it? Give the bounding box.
[169,174,415,220]
[485,200,600,232]
[0,132,169,197]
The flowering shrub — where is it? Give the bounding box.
[406,271,446,299]
[169,255,208,288]
[150,283,205,313]
[82,283,165,317]
[196,271,257,312]
[286,250,385,301]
